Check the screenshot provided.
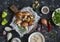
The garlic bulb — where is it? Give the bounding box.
[7,33,12,41]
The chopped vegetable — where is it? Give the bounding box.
[2,11,8,18]
[18,26,26,32]
[1,19,8,25]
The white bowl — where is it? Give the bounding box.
[28,32,45,42]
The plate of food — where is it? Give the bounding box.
[28,32,45,42]
[52,8,60,26]
[10,5,40,37]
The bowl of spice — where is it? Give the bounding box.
[41,6,49,14]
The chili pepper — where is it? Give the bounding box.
[47,22,52,32]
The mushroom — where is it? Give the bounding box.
[28,21,33,26]
[21,22,28,31]
[21,22,28,27]
[30,15,35,21]
[27,17,31,22]
[23,17,31,22]
[22,11,31,16]
[23,16,27,21]
[15,19,22,24]
[16,12,23,19]
[25,26,28,32]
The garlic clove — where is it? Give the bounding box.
[5,27,12,31]
[7,33,12,41]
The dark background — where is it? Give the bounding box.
[0,0,60,42]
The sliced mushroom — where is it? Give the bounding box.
[18,24,21,26]
[27,17,31,22]
[16,15,22,19]
[16,12,23,19]
[15,19,22,24]
[22,11,31,16]
[16,12,23,15]
[30,15,35,21]
[25,26,28,32]
[28,21,33,26]
[23,16,27,21]
[21,22,28,27]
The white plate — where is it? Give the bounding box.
[28,32,45,42]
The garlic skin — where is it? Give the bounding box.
[3,31,6,35]
[7,33,12,41]
[5,27,12,31]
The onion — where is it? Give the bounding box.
[41,18,48,26]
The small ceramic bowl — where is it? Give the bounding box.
[28,32,45,42]
[41,6,49,14]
